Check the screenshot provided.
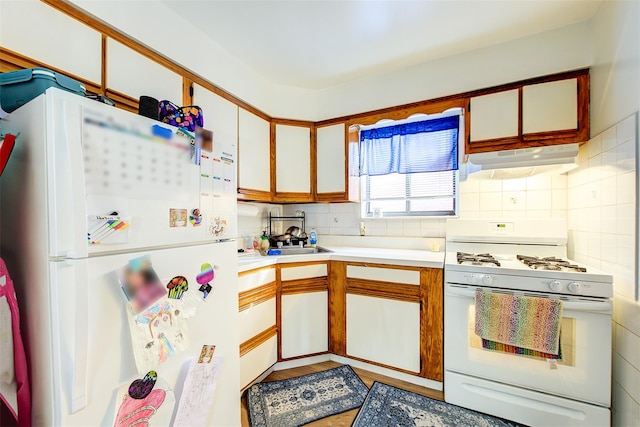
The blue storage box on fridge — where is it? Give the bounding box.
[0,67,86,113]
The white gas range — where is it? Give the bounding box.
[444,219,613,427]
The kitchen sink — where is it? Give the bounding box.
[264,246,332,256]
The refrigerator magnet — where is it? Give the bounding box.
[189,208,202,226]
[166,276,188,299]
[196,263,215,299]
[118,257,167,314]
[169,209,188,227]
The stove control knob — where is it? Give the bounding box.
[549,280,562,292]
[482,275,494,285]
[568,282,582,294]
[469,274,479,284]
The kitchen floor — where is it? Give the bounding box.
[240,361,444,426]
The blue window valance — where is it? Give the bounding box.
[359,115,459,176]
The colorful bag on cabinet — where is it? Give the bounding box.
[158,100,203,132]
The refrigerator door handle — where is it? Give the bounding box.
[51,259,89,413]
[70,259,89,413]
[48,95,88,259]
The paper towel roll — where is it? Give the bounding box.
[237,203,259,217]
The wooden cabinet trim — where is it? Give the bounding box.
[328,261,347,356]
[237,189,273,202]
[238,265,276,277]
[239,325,278,357]
[345,261,423,271]
[346,278,420,303]
[279,261,329,269]
[281,277,328,295]
[344,354,420,377]
[420,268,443,382]
[315,192,347,202]
[238,281,277,311]
[278,351,330,363]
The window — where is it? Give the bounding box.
[359,111,461,218]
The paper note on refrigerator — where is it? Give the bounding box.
[173,352,223,427]
[112,373,175,427]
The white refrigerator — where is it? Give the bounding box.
[0,88,240,426]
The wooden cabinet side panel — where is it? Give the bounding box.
[420,268,443,381]
[328,261,347,356]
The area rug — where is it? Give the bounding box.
[246,365,369,427]
[352,382,520,427]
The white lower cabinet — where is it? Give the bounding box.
[281,292,329,359]
[240,336,277,389]
[346,294,421,373]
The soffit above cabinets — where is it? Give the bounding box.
[162,0,601,89]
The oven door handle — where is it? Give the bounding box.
[445,285,612,313]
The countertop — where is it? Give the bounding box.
[237,245,444,273]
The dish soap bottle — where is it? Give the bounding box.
[259,230,270,251]
[309,228,317,248]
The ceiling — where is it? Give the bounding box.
[163,0,602,89]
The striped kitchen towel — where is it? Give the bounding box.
[481,338,562,359]
[475,289,563,355]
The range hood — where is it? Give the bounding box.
[462,143,579,180]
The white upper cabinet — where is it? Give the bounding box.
[238,109,271,192]
[0,1,102,84]
[192,84,238,150]
[316,123,346,195]
[107,39,182,102]
[470,90,519,141]
[523,78,578,133]
[275,124,311,194]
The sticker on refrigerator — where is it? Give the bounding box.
[207,216,227,237]
[127,298,189,372]
[118,257,167,314]
[87,213,131,245]
[112,372,175,427]
[169,209,188,228]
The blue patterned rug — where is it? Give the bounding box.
[352,382,520,427]
[246,365,369,427]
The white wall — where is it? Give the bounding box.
[576,1,640,425]
[313,22,591,120]
[589,0,640,135]
[237,202,283,250]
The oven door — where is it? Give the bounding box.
[444,283,612,407]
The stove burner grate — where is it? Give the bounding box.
[517,255,587,272]
[457,252,501,267]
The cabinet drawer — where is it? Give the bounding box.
[239,267,276,292]
[238,297,276,343]
[281,263,328,281]
[347,265,419,285]
[240,335,277,389]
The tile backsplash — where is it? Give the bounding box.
[283,174,567,238]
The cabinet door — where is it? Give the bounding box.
[523,78,578,133]
[240,335,277,389]
[346,294,420,372]
[470,90,519,141]
[275,124,312,198]
[281,291,329,359]
[0,1,102,87]
[192,84,238,151]
[316,123,346,200]
[238,109,271,194]
[106,39,182,102]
